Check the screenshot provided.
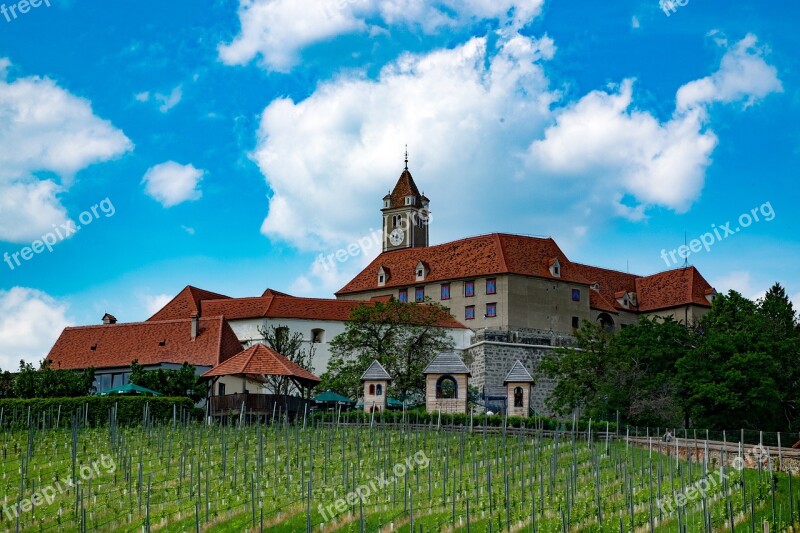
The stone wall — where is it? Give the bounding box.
[464,339,559,416]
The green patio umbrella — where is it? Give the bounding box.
[97,383,163,396]
[313,390,355,404]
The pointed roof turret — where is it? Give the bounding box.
[503,361,534,384]
[383,149,425,210]
[361,360,391,381]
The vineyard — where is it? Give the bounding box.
[0,409,798,532]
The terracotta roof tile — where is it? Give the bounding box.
[46,316,243,370]
[148,286,231,321]
[636,267,714,312]
[201,344,320,384]
[384,169,424,209]
[337,233,590,295]
[199,295,468,329]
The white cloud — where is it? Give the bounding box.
[677,34,782,112]
[0,180,69,242]
[528,79,718,216]
[181,225,195,235]
[142,161,204,207]
[253,34,557,249]
[134,86,183,112]
[0,57,10,79]
[219,0,544,71]
[631,16,640,29]
[155,85,183,113]
[528,34,781,220]
[0,63,132,242]
[0,288,73,371]
[141,293,173,317]
[714,271,761,300]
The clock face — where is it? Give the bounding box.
[389,228,404,246]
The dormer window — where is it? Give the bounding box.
[591,282,600,291]
[384,199,390,208]
[378,266,389,287]
[549,259,561,278]
[405,196,416,206]
[415,261,428,282]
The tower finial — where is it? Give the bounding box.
[404,145,408,171]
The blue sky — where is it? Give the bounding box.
[0,0,797,370]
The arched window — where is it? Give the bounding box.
[369,384,375,395]
[514,387,524,408]
[435,376,458,399]
[376,384,383,396]
[597,313,615,333]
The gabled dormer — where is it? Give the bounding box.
[377,265,390,287]
[590,282,600,291]
[615,290,634,309]
[705,288,717,304]
[415,261,429,282]
[549,258,561,278]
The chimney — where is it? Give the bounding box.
[190,313,198,340]
[102,313,117,325]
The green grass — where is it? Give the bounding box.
[0,419,796,532]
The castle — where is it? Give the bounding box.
[335,163,717,412]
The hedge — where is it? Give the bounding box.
[310,408,619,433]
[0,396,196,429]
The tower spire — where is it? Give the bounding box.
[404,145,408,171]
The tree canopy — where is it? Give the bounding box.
[542,283,800,431]
[129,360,206,402]
[257,324,316,397]
[320,299,455,400]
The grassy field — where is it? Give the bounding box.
[0,415,797,532]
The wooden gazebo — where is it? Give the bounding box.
[202,344,321,419]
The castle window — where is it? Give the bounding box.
[405,196,415,206]
[369,384,375,395]
[486,303,497,318]
[441,283,451,300]
[464,280,475,297]
[486,278,497,295]
[436,376,458,399]
[311,328,325,343]
[398,288,408,303]
[376,384,383,396]
[415,287,425,302]
[379,274,385,284]
[514,387,524,407]
[465,305,475,320]
[572,289,581,302]
[384,199,390,208]
[572,316,579,329]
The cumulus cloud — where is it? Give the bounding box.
[0,63,132,242]
[253,34,557,250]
[677,34,782,112]
[528,79,718,217]
[528,34,781,220]
[0,288,72,371]
[219,0,544,71]
[142,162,204,207]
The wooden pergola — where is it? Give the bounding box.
[202,344,321,419]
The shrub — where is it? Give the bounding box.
[0,396,195,429]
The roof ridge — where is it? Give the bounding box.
[494,233,509,272]
[64,316,224,331]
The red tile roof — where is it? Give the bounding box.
[201,344,320,384]
[261,288,295,298]
[573,263,639,312]
[384,169,424,209]
[337,233,590,294]
[148,286,231,321]
[46,316,243,370]
[636,267,714,312]
[200,295,467,329]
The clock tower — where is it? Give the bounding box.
[381,151,430,252]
